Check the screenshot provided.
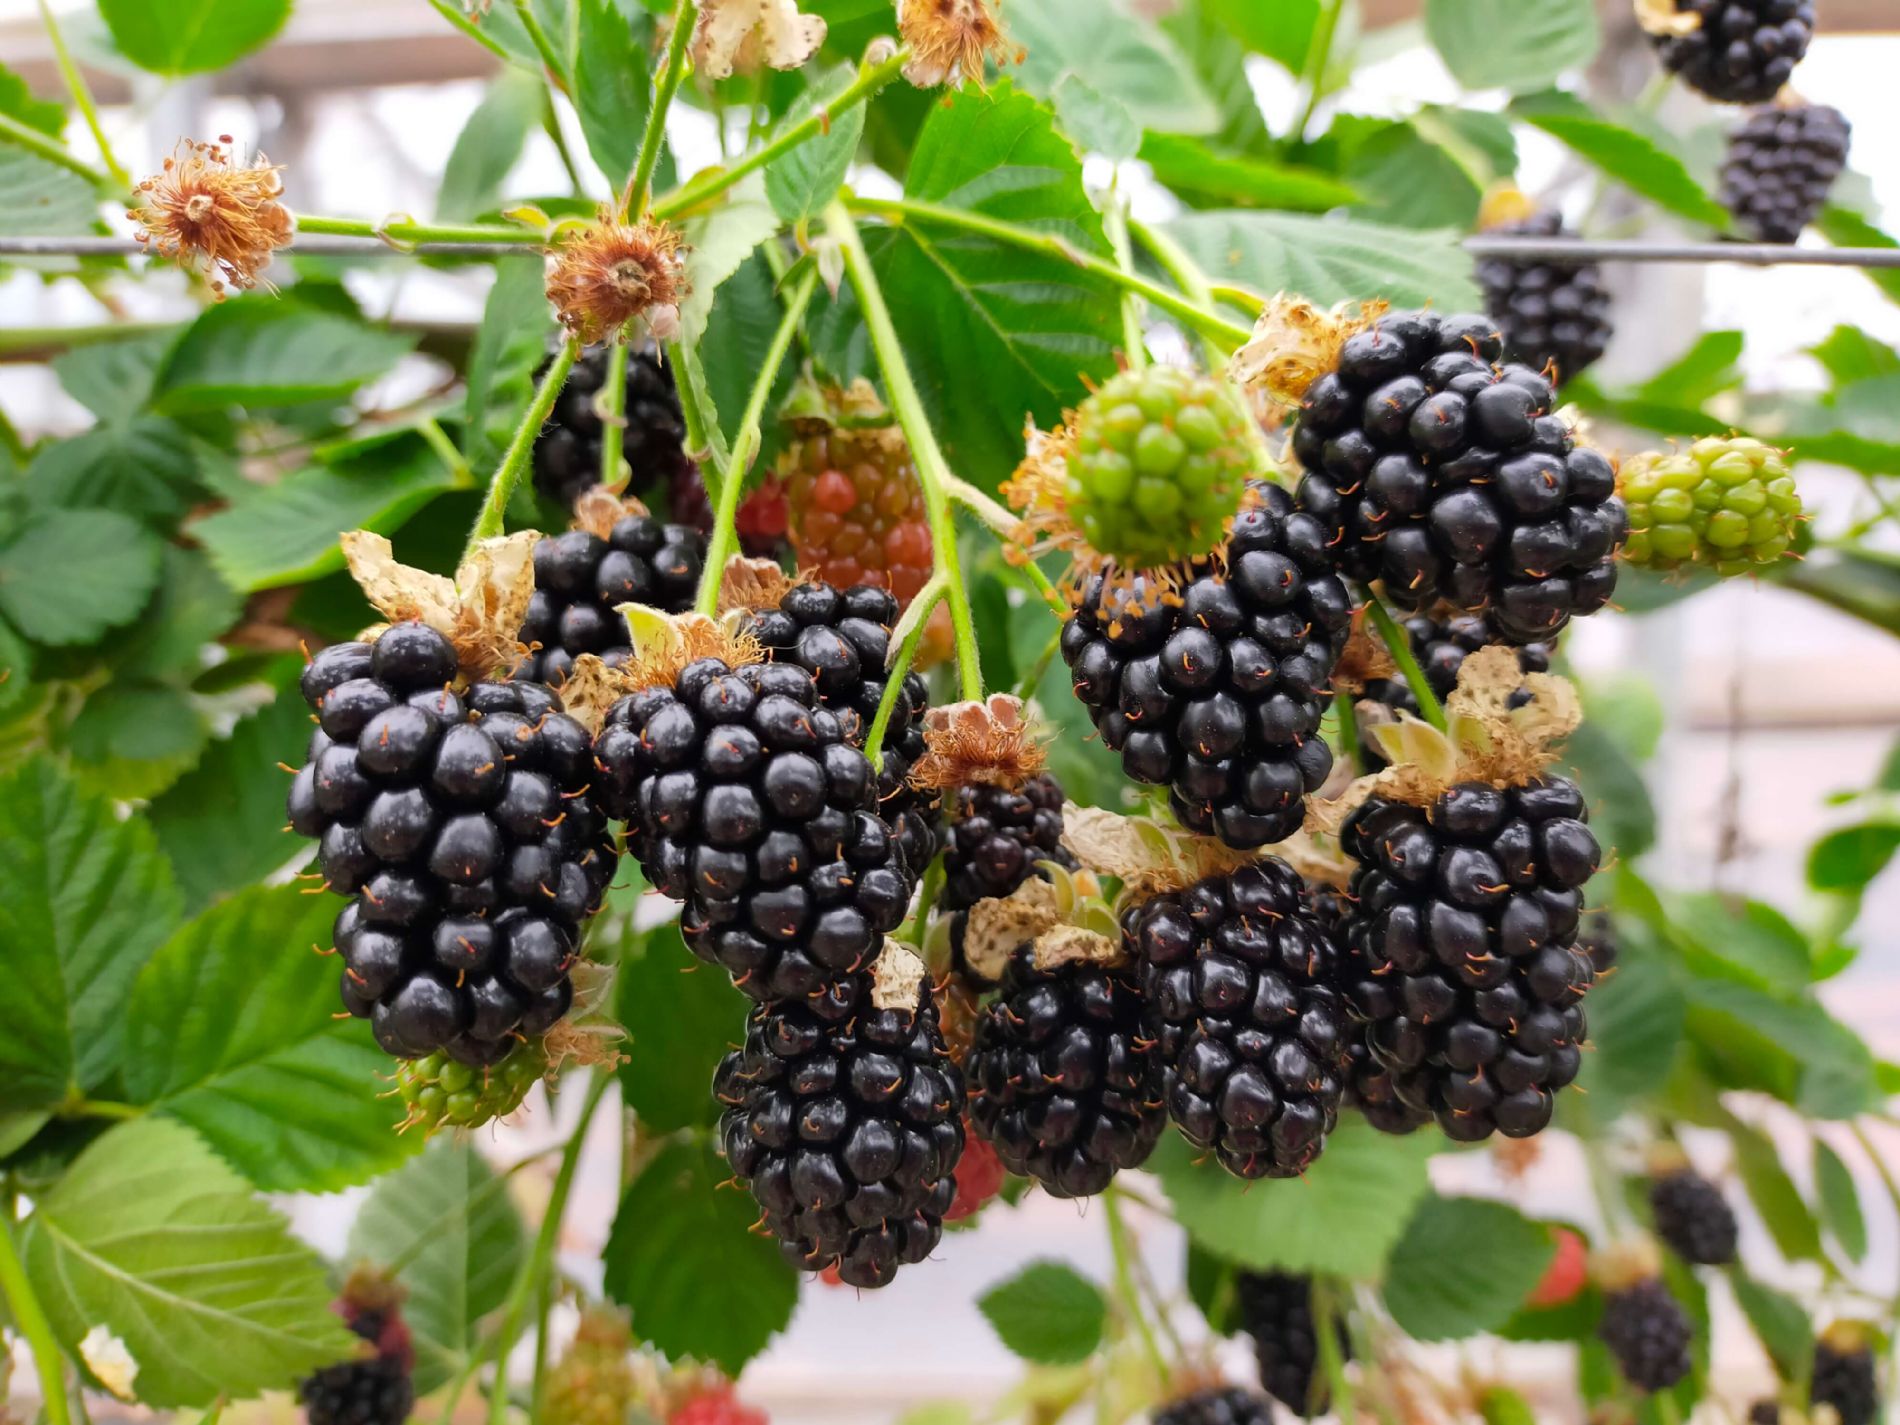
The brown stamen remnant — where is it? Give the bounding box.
[716,555,803,616]
[1328,605,1400,696]
[340,529,540,684]
[1228,293,1386,410]
[545,212,688,348]
[557,609,763,735]
[1632,0,1701,38]
[129,136,293,298]
[896,0,1022,89]
[909,692,1046,792]
[571,485,651,541]
[691,0,827,80]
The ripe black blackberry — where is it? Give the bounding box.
[745,581,939,878]
[590,653,913,1003]
[1338,777,1599,1141]
[288,623,617,1062]
[1747,1404,1783,1425]
[1126,860,1347,1178]
[532,344,692,509]
[1153,1387,1276,1425]
[298,1280,414,1425]
[1649,1166,1739,1265]
[1597,1277,1693,1392]
[1578,909,1618,975]
[941,772,1073,912]
[1060,483,1353,850]
[1812,1324,1881,1425]
[516,515,705,686]
[1291,310,1625,645]
[1238,1271,1346,1418]
[1477,212,1613,385]
[714,972,964,1288]
[1719,102,1851,243]
[965,946,1165,1198]
[1305,884,1428,1135]
[1647,0,1815,106]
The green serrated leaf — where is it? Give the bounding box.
[1730,1271,1810,1380]
[615,918,744,1132]
[603,1138,798,1371]
[0,60,64,136]
[977,1260,1107,1364]
[25,417,201,524]
[0,508,162,645]
[766,66,868,224]
[1512,92,1728,229]
[1052,75,1141,161]
[1807,819,1900,893]
[1686,978,1878,1119]
[1816,205,1900,306]
[153,302,414,413]
[1634,330,1745,405]
[677,191,782,349]
[21,1117,354,1408]
[1557,718,1656,861]
[1140,132,1358,212]
[1813,1138,1868,1262]
[67,682,208,791]
[698,251,797,475]
[1727,1119,1822,1262]
[1383,1196,1557,1342]
[1671,893,1811,992]
[0,141,99,237]
[1165,209,1480,311]
[1152,1120,1436,1279]
[50,329,179,417]
[1572,937,1682,1122]
[1008,0,1220,136]
[1425,0,1598,93]
[98,546,242,683]
[98,0,291,75]
[438,70,543,222]
[347,1139,527,1395]
[575,0,654,187]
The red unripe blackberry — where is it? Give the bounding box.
[533,345,692,509]
[289,623,616,1062]
[590,656,913,1004]
[943,1126,1006,1222]
[1648,1167,1739,1265]
[1527,1228,1590,1308]
[714,974,965,1288]
[965,947,1164,1198]
[1291,310,1625,645]
[780,425,936,602]
[745,581,939,879]
[1059,483,1354,851]
[1126,860,1348,1179]
[516,516,705,686]
[1237,1270,1347,1418]
[1597,1277,1693,1392]
[1647,0,1815,106]
[1477,212,1613,386]
[1339,776,1599,1141]
[1812,1325,1881,1425]
[1718,103,1851,244]
[298,1283,415,1425]
[1154,1387,1276,1425]
[941,772,1072,913]
[669,1383,769,1425]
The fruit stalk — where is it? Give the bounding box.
[0,1213,72,1425]
[864,569,946,764]
[36,0,131,193]
[1103,1187,1170,1380]
[1293,0,1348,144]
[1312,1277,1356,1422]
[467,338,581,557]
[665,337,731,508]
[598,343,631,492]
[1362,598,1448,732]
[1104,192,1149,370]
[622,0,700,219]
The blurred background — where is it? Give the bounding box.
[1,0,1896,1419]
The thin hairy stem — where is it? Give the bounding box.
[468,339,579,555]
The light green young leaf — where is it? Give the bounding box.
[977,1261,1107,1364]
[98,0,291,75]
[766,66,869,224]
[1813,1138,1868,1262]
[1425,0,1598,93]
[575,0,654,187]
[1383,1196,1557,1341]
[20,1117,355,1408]
[437,70,543,222]
[1165,209,1480,311]
[677,192,782,348]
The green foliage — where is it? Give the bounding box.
[1165,209,1480,310]
[1383,1196,1558,1341]
[98,0,292,75]
[1813,1138,1868,1262]
[154,302,415,413]
[438,71,545,222]
[614,918,743,1132]
[1424,0,1599,94]
[1511,92,1729,229]
[978,1261,1108,1364]
[0,509,161,645]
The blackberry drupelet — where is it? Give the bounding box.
[1477,212,1613,385]
[288,623,617,1063]
[745,581,939,878]
[1719,102,1850,243]
[532,345,692,509]
[1598,1278,1693,1392]
[396,1043,545,1131]
[965,947,1165,1198]
[1338,777,1600,1141]
[1649,1167,1739,1265]
[1152,1387,1277,1425]
[1290,310,1625,645]
[715,975,965,1288]
[1647,0,1815,106]
[1238,1271,1346,1418]
[1306,884,1428,1135]
[1747,1404,1783,1425]
[516,516,705,686]
[941,772,1073,913]
[298,1286,415,1425]
[1060,483,1353,850]
[1578,909,1618,975]
[590,655,914,1003]
[1126,860,1347,1178]
[1812,1325,1880,1425]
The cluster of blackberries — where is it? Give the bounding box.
[1477,212,1613,385]
[715,977,964,1288]
[288,623,616,1063]
[298,1291,414,1425]
[1337,777,1599,1141]
[941,773,1072,913]
[1062,483,1353,850]
[1647,0,1815,105]
[1238,1271,1345,1417]
[1126,861,1347,1178]
[745,582,938,879]
[965,946,1165,1198]
[1292,310,1625,646]
[1719,102,1851,244]
[533,345,692,509]
[1812,1330,1881,1425]
[1649,1166,1739,1265]
[1598,1277,1693,1392]
[1153,1387,1276,1425]
[516,515,705,686]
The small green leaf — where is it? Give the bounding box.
[1007,0,1220,136]
[0,143,99,237]
[1671,893,1811,992]
[98,546,243,683]
[1425,0,1598,92]
[1204,0,1319,72]
[575,0,654,187]
[153,302,414,413]
[676,191,782,349]
[1728,1119,1822,1263]
[437,69,543,221]
[0,60,64,136]
[347,1139,527,1395]
[20,1117,354,1408]
[698,252,798,473]
[1383,1196,1557,1342]
[603,1138,798,1371]
[1557,714,1656,862]
[766,66,869,224]
[1165,209,1480,311]
[1635,331,1745,404]
[1512,93,1728,229]
[1139,132,1358,212]
[1813,1138,1868,1262]
[98,0,291,75]
[50,329,179,417]
[1686,979,1878,1119]
[1052,75,1141,161]
[1807,820,1900,893]
[0,509,162,645]
[68,682,207,771]
[977,1260,1107,1364]
[1816,205,1900,306]
[1573,939,1683,1120]
[1730,1271,1810,1379]
[615,919,745,1132]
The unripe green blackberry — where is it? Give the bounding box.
[1066,366,1252,567]
[1620,437,1800,575]
[397,1043,546,1131]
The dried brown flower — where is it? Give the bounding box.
[897,0,1022,88]
[129,136,293,297]
[691,0,827,79]
[545,212,688,348]
[910,692,1046,791]
[1228,293,1385,409]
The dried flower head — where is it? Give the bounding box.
[1632,0,1700,38]
[1228,293,1385,409]
[897,0,1022,88]
[692,0,827,79]
[910,692,1046,791]
[130,136,292,297]
[545,212,687,347]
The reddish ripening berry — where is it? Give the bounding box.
[1527,1228,1589,1308]
[944,1127,1007,1221]
[669,1382,769,1425]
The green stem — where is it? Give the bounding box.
[468,339,579,556]
[1102,1190,1168,1385]
[36,0,131,192]
[56,1095,142,1122]
[599,343,631,492]
[541,89,587,197]
[1363,598,1446,732]
[0,109,115,192]
[845,195,1254,353]
[418,416,475,488]
[864,573,947,764]
[511,0,570,93]
[295,214,543,246]
[1128,215,1230,371]
[825,200,982,701]
[1335,690,1362,776]
[903,855,945,950]
[694,264,819,615]
[0,1214,73,1425]
[1104,191,1146,368]
[665,338,729,507]
[652,47,910,220]
[484,1072,612,1425]
[1292,0,1346,145]
[1312,1278,1355,1422]
[428,0,513,62]
[622,0,699,218]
